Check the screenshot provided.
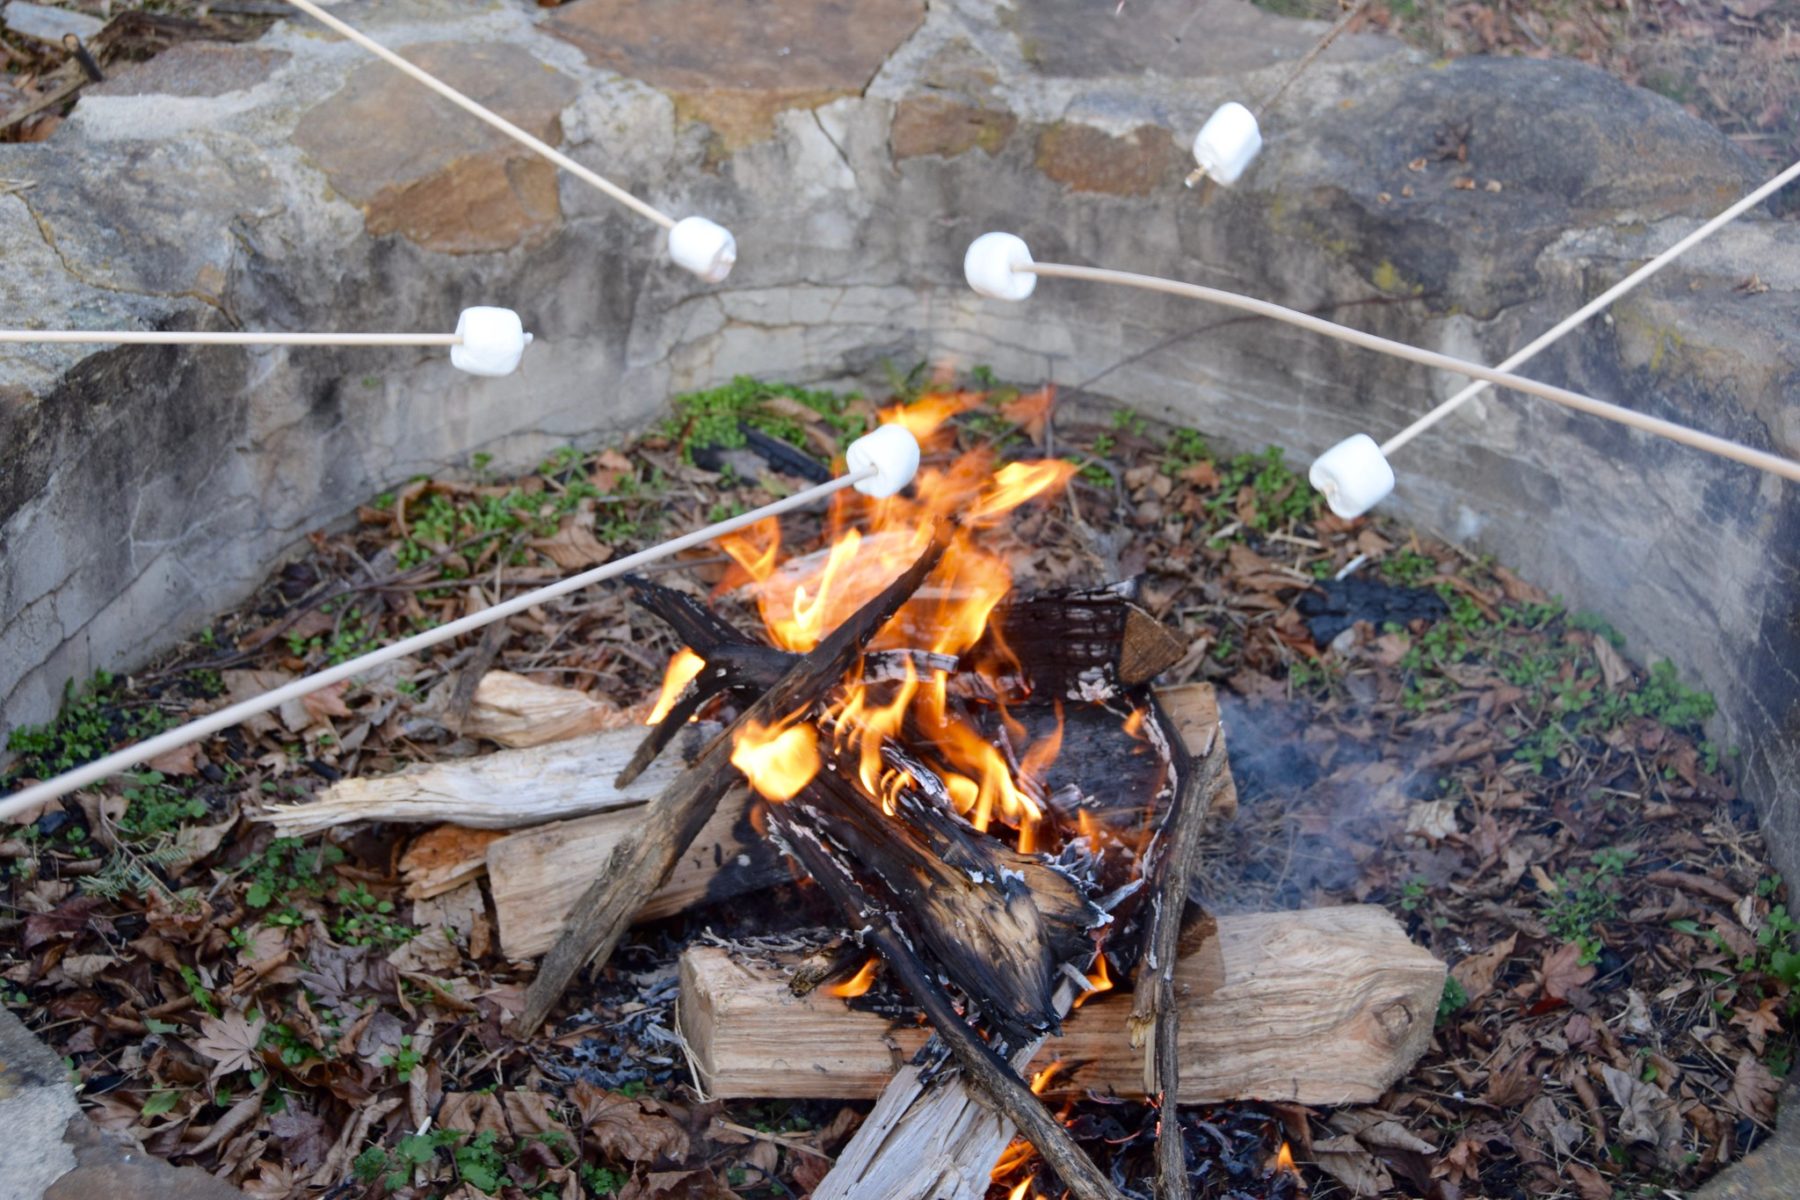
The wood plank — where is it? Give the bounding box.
[489,786,788,958]
[679,906,1442,1106]
[256,724,699,838]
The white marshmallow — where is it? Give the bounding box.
[845,423,921,498]
[1309,434,1395,519]
[1191,102,1262,186]
[668,216,737,282]
[451,307,532,377]
[963,232,1037,301]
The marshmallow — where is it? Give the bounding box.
[451,307,532,377]
[845,423,921,498]
[1191,102,1262,186]
[1309,434,1395,519]
[668,216,737,282]
[963,232,1037,301]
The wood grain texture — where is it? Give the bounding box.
[257,724,697,837]
[679,906,1443,1106]
[489,786,784,958]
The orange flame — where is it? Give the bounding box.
[825,956,879,998]
[647,648,705,725]
[1007,1176,1034,1200]
[730,719,820,802]
[1275,1141,1297,1173]
[720,394,1078,853]
[1029,1060,1069,1095]
[1072,952,1113,1008]
[715,515,782,593]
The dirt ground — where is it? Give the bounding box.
[2,375,1791,1199]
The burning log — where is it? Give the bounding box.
[770,803,1126,1200]
[810,677,1231,1200]
[677,906,1443,1105]
[484,686,1233,961]
[510,535,948,1036]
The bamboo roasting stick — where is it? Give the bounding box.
[1018,261,1800,484]
[509,534,947,1037]
[0,467,880,823]
[1382,156,1800,454]
[0,329,461,346]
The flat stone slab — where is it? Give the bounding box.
[2,0,103,43]
[90,43,294,99]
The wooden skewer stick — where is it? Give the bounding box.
[0,329,461,346]
[1381,155,1800,454]
[508,534,947,1037]
[1019,261,1800,484]
[0,466,879,822]
[282,0,675,231]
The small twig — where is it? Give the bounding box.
[713,1118,834,1161]
[1131,704,1227,1200]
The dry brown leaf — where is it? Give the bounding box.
[1566,1161,1613,1200]
[192,1010,267,1082]
[617,1169,738,1200]
[222,670,294,736]
[1309,1133,1392,1196]
[1728,1054,1780,1124]
[146,742,202,776]
[440,1090,509,1135]
[1731,997,1783,1055]
[571,1085,691,1164]
[53,952,118,988]
[1431,1134,1482,1184]
[1601,1064,1681,1160]
[1450,931,1517,1003]
[530,515,613,570]
[301,681,353,723]
[1521,1095,1582,1157]
[1590,636,1632,692]
[1540,941,1597,1001]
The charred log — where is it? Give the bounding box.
[769,806,1127,1200]
[511,535,947,1036]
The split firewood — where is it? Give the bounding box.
[679,906,1444,1104]
[463,670,638,748]
[510,536,947,1037]
[255,724,699,838]
[398,825,507,899]
[487,786,788,957]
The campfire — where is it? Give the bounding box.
[504,393,1444,1200]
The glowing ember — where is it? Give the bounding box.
[1072,950,1113,1008]
[824,956,880,998]
[647,647,705,725]
[729,719,820,802]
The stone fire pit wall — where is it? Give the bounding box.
[1,1,1795,873]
